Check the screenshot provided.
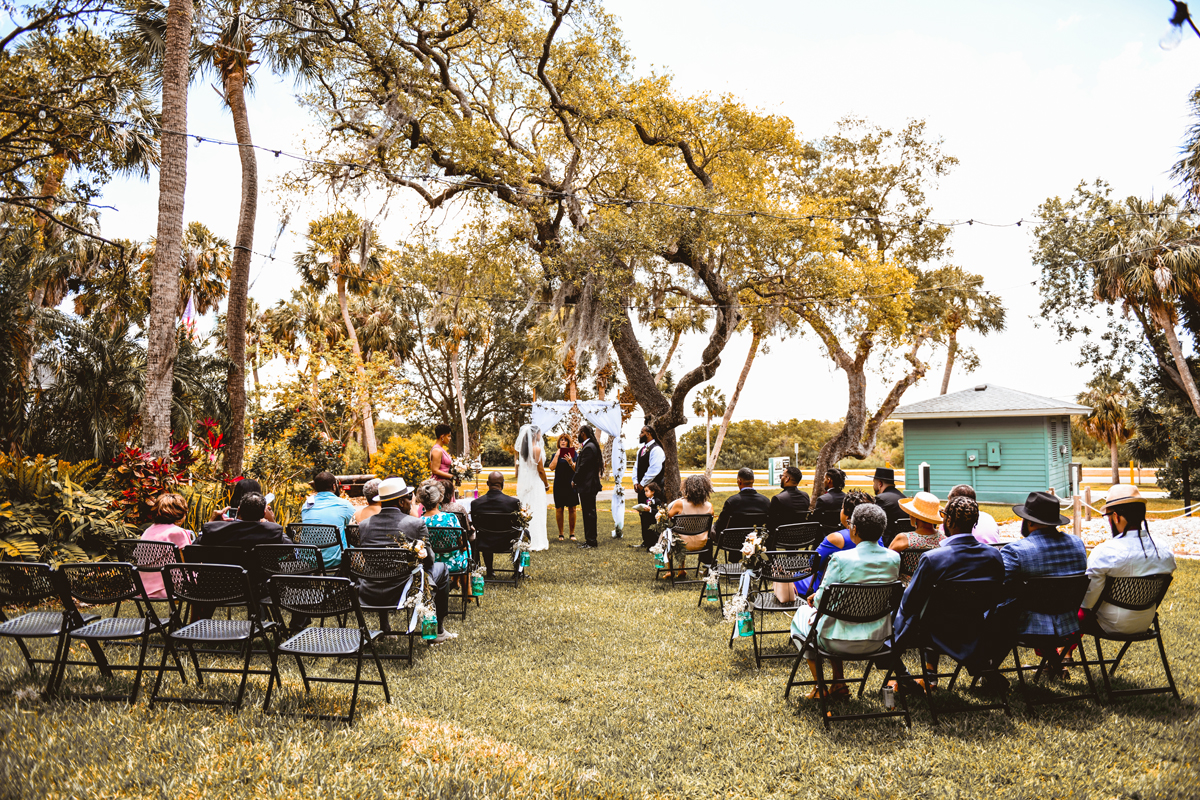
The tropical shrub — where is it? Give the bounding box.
[343,439,368,474]
[369,434,434,488]
[479,431,513,467]
[106,440,195,524]
[0,454,136,563]
[251,406,344,480]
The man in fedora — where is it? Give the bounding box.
[872,467,907,546]
[357,477,455,644]
[997,490,1087,640]
[1082,484,1176,636]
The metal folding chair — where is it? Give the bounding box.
[898,548,931,585]
[784,581,910,730]
[285,523,345,571]
[1007,574,1100,716]
[0,562,101,695]
[746,550,813,667]
[656,513,713,587]
[1088,573,1178,702]
[265,575,391,724]
[345,524,361,548]
[52,562,186,704]
[472,512,524,588]
[703,526,758,608]
[342,547,422,665]
[426,523,474,620]
[149,563,281,711]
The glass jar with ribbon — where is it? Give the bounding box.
[736,610,754,638]
[420,610,438,640]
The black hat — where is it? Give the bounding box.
[1012,491,1070,528]
[873,467,895,483]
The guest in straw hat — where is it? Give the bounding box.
[890,491,944,552]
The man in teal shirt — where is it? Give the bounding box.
[300,471,354,569]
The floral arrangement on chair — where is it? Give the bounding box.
[516,503,533,528]
[740,526,768,569]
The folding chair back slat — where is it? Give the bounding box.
[1099,573,1172,611]
[162,563,254,607]
[255,544,326,577]
[473,512,520,548]
[426,524,468,556]
[773,522,824,551]
[1019,574,1090,616]
[715,526,757,557]
[899,548,931,581]
[183,544,254,570]
[285,523,342,549]
[0,562,59,606]
[818,581,903,624]
[344,547,420,583]
[345,524,361,547]
[670,514,713,536]
[116,539,182,571]
[763,551,814,583]
[268,575,357,619]
[59,562,146,605]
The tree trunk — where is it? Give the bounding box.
[141,0,193,457]
[704,412,712,479]
[1109,439,1120,486]
[220,61,257,477]
[1155,306,1200,417]
[939,327,958,395]
[707,330,760,475]
[654,327,683,384]
[449,345,470,455]
[336,273,378,455]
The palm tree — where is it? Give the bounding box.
[1077,377,1133,485]
[294,214,381,454]
[141,0,193,458]
[1093,195,1200,417]
[691,384,726,477]
[924,265,1007,394]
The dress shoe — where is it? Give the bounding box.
[578,542,597,549]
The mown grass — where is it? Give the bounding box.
[0,509,1196,799]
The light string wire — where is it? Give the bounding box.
[4,92,1197,229]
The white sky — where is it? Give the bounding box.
[94,1,1200,441]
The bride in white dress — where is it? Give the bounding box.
[514,424,550,551]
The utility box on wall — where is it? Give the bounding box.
[966,449,979,467]
[987,441,1002,467]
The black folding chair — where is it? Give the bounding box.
[183,544,258,622]
[771,522,824,553]
[898,548,931,585]
[885,517,914,547]
[908,579,1011,723]
[0,562,101,695]
[785,581,910,730]
[345,524,361,548]
[746,550,813,667]
[149,564,281,711]
[52,562,186,704]
[472,512,525,588]
[342,547,422,665]
[656,513,713,587]
[1007,574,1100,716]
[114,539,182,614]
[1088,573,1178,702]
[426,523,475,620]
[704,526,758,608]
[265,575,391,724]
[285,523,345,571]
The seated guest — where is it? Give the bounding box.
[794,490,874,597]
[438,478,473,534]
[811,468,847,528]
[1082,484,1176,635]
[891,492,944,551]
[891,496,1005,688]
[300,471,355,569]
[139,493,195,599]
[768,466,811,536]
[790,504,899,699]
[198,492,291,548]
[470,472,521,577]
[418,481,472,595]
[714,466,771,536]
[212,477,276,523]
[872,467,907,546]
[665,474,715,576]
[357,477,455,643]
[944,484,999,543]
[353,478,383,524]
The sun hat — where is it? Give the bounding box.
[1012,491,1070,527]
[1103,483,1144,511]
[377,477,413,502]
[899,491,942,524]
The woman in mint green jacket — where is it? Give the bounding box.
[791,503,900,698]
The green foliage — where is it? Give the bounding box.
[374,419,427,446]
[479,431,514,467]
[251,404,345,481]
[342,439,368,474]
[677,419,904,470]
[0,453,136,563]
[369,435,434,488]
[105,440,195,524]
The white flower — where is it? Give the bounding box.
[740,542,755,556]
[13,687,38,703]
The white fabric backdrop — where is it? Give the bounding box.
[528,400,625,533]
[530,401,573,437]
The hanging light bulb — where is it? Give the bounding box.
[625,201,633,214]
[749,211,757,223]
[808,216,814,226]
[37,109,46,120]
[194,136,203,148]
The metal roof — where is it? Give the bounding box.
[891,383,1092,420]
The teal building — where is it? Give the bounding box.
[891,384,1092,504]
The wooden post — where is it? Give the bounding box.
[1084,486,1092,521]
[1072,494,1082,539]
[1183,460,1192,518]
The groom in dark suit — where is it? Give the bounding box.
[572,425,603,549]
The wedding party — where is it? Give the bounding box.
[1,1,1198,798]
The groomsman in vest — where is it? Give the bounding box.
[633,424,665,550]
[872,467,907,546]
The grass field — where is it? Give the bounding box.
[0,509,1196,799]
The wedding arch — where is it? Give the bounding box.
[529,400,626,533]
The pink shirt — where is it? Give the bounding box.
[138,524,194,599]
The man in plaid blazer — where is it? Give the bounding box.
[999,491,1087,637]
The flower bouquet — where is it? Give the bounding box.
[450,454,483,484]
[703,566,721,603]
[401,564,437,640]
[739,526,768,569]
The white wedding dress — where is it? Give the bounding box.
[514,424,550,551]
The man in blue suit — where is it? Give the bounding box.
[892,496,1004,682]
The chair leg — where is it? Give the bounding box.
[347,649,364,725]
[13,636,38,677]
[294,654,310,693]
[1093,636,1114,699]
[128,630,152,705]
[233,636,254,710]
[1153,620,1181,701]
[894,654,913,728]
[785,652,803,700]
[921,658,939,725]
[1109,641,1133,675]
[1074,638,1101,706]
[43,632,70,698]
[1012,647,1036,718]
[148,635,174,709]
[815,656,831,732]
[368,637,391,704]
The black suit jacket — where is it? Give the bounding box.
[470,488,522,550]
[768,486,811,532]
[572,438,602,496]
[875,485,907,524]
[355,507,433,606]
[811,488,846,528]
[714,488,771,535]
[892,535,1004,669]
[198,518,291,549]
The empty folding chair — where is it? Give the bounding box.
[52,562,186,704]
[0,562,101,694]
[1088,573,1178,702]
[149,563,280,711]
[285,523,345,573]
[265,575,391,724]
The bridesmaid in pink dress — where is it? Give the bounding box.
[138,493,195,599]
[429,423,455,502]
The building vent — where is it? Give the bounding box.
[974,384,987,391]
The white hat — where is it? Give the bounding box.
[377,477,412,502]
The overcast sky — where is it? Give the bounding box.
[95,1,1200,439]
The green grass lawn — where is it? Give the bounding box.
[1,515,1197,799]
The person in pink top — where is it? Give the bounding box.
[139,493,195,599]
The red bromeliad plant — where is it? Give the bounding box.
[108,439,195,524]
[189,417,232,483]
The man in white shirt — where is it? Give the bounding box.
[632,425,665,550]
[1083,484,1177,635]
[946,484,1000,543]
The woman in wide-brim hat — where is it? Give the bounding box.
[890,491,944,551]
